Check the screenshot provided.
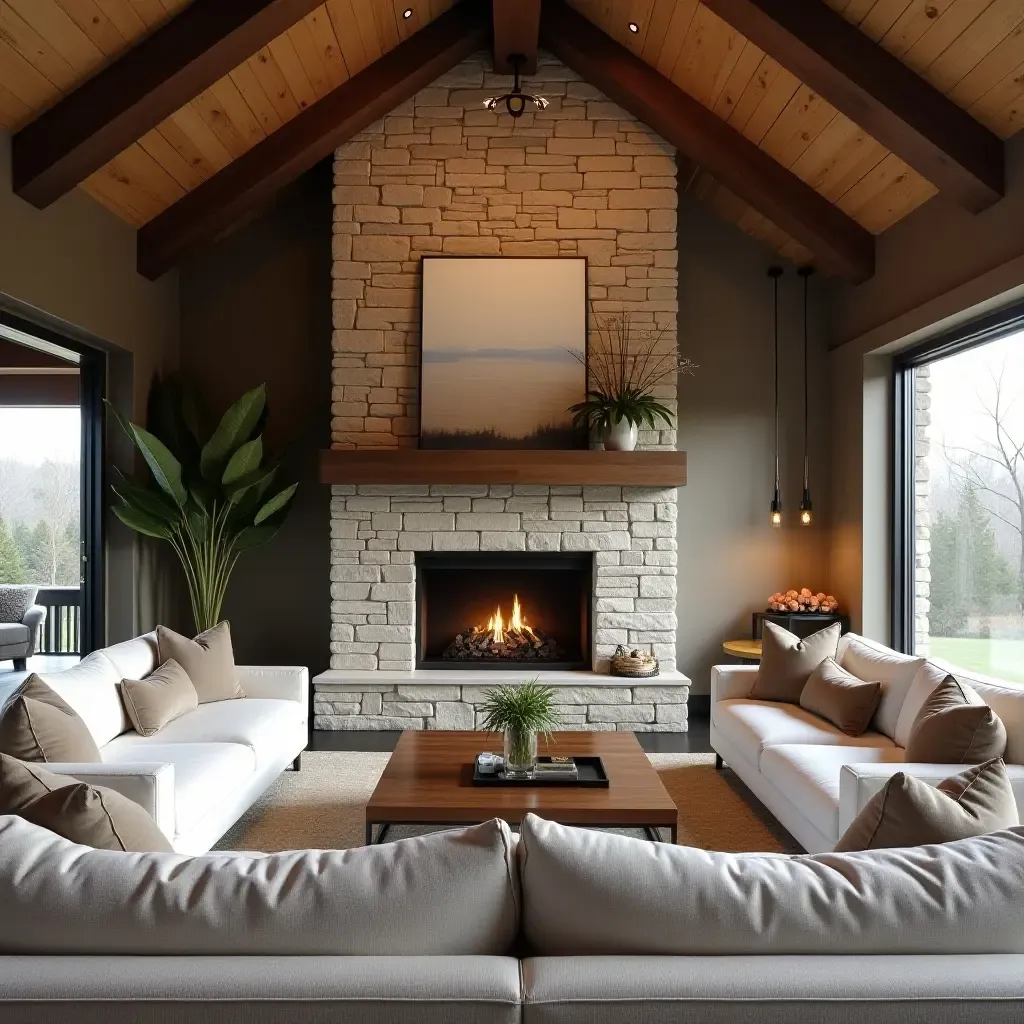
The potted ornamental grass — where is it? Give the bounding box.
[478,679,560,779]
[570,311,697,450]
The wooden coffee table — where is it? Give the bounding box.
[365,731,678,845]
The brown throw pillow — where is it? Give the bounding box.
[798,657,882,736]
[750,621,841,704]
[0,753,172,853]
[156,622,244,704]
[836,758,1019,852]
[119,659,198,737]
[904,674,1007,763]
[0,675,102,763]
[21,783,173,853]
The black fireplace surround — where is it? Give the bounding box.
[415,552,593,670]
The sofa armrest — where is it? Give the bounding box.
[236,665,308,707]
[839,762,1024,837]
[711,664,757,704]
[21,605,45,655]
[42,762,176,840]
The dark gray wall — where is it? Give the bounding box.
[179,163,333,675]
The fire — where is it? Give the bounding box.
[484,594,536,645]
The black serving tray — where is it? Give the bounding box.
[472,755,610,787]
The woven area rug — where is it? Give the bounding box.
[214,750,799,853]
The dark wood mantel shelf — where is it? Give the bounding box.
[319,448,686,486]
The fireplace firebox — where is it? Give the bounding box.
[415,552,592,670]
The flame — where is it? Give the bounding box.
[486,594,536,644]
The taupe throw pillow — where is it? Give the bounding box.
[119,659,198,737]
[0,753,172,853]
[750,621,841,704]
[904,674,1007,763]
[156,622,243,704]
[836,759,1019,852]
[799,657,882,736]
[0,675,102,763]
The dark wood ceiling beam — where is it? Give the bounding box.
[540,1,874,280]
[492,0,541,74]
[13,0,327,209]
[137,2,489,280]
[702,0,1004,211]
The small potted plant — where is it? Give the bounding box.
[570,311,697,451]
[478,680,560,779]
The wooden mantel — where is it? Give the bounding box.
[319,449,687,486]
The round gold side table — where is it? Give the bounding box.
[721,639,762,663]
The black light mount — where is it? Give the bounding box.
[484,54,549,119]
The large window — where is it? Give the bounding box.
[896,314,1024,683]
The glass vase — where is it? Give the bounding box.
[503,727,538,779]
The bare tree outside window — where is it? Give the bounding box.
[915,337,1024,683]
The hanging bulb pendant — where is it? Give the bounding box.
[768,266,784,527]
[798,266,814,526]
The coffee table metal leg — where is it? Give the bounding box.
[644,825,676,843]
[365,822,392,844]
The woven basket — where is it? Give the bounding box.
[611,645,660,678]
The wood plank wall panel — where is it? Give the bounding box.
[571,0,1024,266]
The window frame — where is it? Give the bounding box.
[892,299,1024,654]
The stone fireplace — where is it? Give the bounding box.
[312,51,689,732]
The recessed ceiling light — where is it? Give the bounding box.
[403,7,413,17]
[628,21,640,33]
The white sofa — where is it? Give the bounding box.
[711,631,1024,853]
[28,632,308,854]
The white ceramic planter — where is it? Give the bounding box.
[602,417,639,451]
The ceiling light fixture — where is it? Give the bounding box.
[769,266,784,529]
[483,54,549,119]
[628,21,640,33]
[402,7,413,18]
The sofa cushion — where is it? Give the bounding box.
[157,623,244,704]
[905,675,1007,764]
[119,659,198,738]
[896,661,947,748]
[0,585,36,624]
[714,699,896,765]
[0,622,30,647]
[0,675,102,763]
[943,669,1024,766]
[35,652,129,747]
[99,739,256,837]
[750,621,841,704]
[0,815,520,956]
[0,752,79,812]
[836,759,1020,853]
[102,632,159,683]
[799,658,882,737]
[838,635,925,741]
[518,814,1024,955]
[128,698,302,770]
[759,743,906,840]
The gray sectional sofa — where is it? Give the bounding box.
[1,812,1022,1022]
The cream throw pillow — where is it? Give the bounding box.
[798,657,881,736]
[119,659,198,737]
[750,621,841,704]
[0,675,102,763]
[156,622,243,704]
[836,759,1019,852]
[904,674,1007,763]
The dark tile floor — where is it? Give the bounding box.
[310,715,712,753]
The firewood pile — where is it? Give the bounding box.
[442,625,565,662]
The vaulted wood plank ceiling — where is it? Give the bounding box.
[2,0,1022,273]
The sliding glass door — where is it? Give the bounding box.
[895,309,1024,683]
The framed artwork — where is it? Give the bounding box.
[418,256,588,449]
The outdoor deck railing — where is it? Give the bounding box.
[34,586,81,656]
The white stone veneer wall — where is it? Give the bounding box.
[324,52,681,725]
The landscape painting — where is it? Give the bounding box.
[419,257,587,449]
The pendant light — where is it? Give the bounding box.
[798,266,814,526]
[769,266,783,528]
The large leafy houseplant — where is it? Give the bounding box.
[109,377,297,632]
[570,311,697,449]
